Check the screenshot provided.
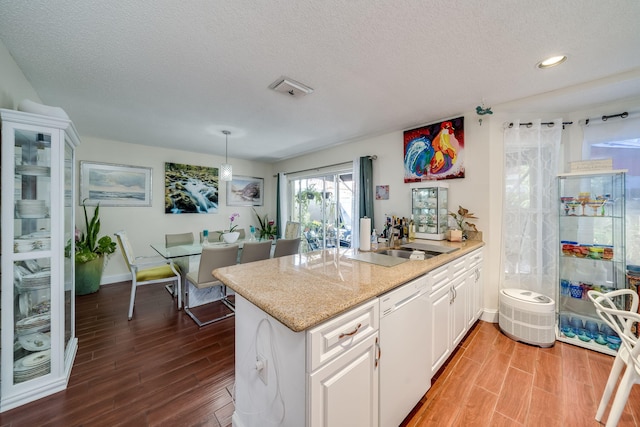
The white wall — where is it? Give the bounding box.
[77,136,275,283]
[0,39,41,109]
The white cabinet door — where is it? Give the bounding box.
[429,284,451,375]
[309,332,379,427]
[450,276,468,347]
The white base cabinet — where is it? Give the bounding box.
[233,295,379,427]
[308,333,379,427]
[232,248,483,427]
[429,248,483,376]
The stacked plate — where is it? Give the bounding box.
[18,332,51,352]
[15,165,51,177]
[19,271,50,290]
[14,349,51,383]
[15,313,50,336]
[14,230,51,252]
[16,200,47,218]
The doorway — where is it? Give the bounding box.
[290,170,353,252]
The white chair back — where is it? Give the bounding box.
[284,221,301,239]
[273,238,301,258]
[165,232,194,247]
[240,241,272,264]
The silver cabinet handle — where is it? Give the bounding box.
[375,337,381,368]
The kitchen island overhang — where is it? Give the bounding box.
[213,239,484,332]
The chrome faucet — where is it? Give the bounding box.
[388,228,399,248]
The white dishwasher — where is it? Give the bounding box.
[379,275,431,427]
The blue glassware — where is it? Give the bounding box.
[585,320,599,339]
[570,317,583,334]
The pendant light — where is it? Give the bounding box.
[220,130,232,181]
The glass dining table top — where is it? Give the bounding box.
[151,238,274,259]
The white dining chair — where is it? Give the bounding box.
[115,230,182,320]
[588,289,640,427]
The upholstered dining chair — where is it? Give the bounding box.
[115,230,182,320]
[199,230,225,244]
[184,244,239,327]
[164,232,195,295]
[273,237,301,258]
[588,289,640,427]
[165,232,194,247]
[239,240,272,264]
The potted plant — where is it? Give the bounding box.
[253,208,278,239]
[221,212,241,243]
[72,200,117,295]
[448,205,478,241]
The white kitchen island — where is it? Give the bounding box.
[214,240,484,427]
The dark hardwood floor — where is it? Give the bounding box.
[1,280,638,426]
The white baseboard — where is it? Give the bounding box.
[481,308,499,323]
[101,273,130,285]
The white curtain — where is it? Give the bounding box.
[501,119,563,297]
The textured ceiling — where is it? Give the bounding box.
[1,0,639,162]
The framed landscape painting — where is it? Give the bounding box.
[226,175,264,206]
[403,116,465,182]
[165,162,219,214]
[80,161,152,206]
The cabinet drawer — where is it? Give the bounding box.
[449,256,467,281]
[429,264,450,294]
[307,298,379,372]
[467,248,483,269]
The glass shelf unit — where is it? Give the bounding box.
[1,109,80,412]
[410,182,449,240]
[556,170,626,355]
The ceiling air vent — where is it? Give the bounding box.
[269,77,314,97]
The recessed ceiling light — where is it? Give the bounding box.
[537,55,567,69]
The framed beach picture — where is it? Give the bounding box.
[165,162,218,214]
[403,116,465,182]
[226,175,264,206]
[80,161,152,207]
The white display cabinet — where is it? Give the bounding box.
[410,182,449,240]
[1,109,80,412]
[556,170,626,355]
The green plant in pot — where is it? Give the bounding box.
[72,200,116,295]
[252,208,278,239]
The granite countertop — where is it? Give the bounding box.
[214,239,484,332]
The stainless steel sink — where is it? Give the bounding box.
[376,249,417,259]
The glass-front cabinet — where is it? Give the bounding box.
[1,109,80,412]
[556,170,626,355]
[410,182,449,240]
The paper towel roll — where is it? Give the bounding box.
[360,217,371,251]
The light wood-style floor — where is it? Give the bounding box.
[0,280,638,426]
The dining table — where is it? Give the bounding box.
[150,238,275,308]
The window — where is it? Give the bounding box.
[586,137,640,264]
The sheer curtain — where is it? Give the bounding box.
[501,119,563,297]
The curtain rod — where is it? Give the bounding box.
[274,155,377,177]
[584,111,628,125]
[507,121,573,129]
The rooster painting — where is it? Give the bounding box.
[403,116,465,182]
